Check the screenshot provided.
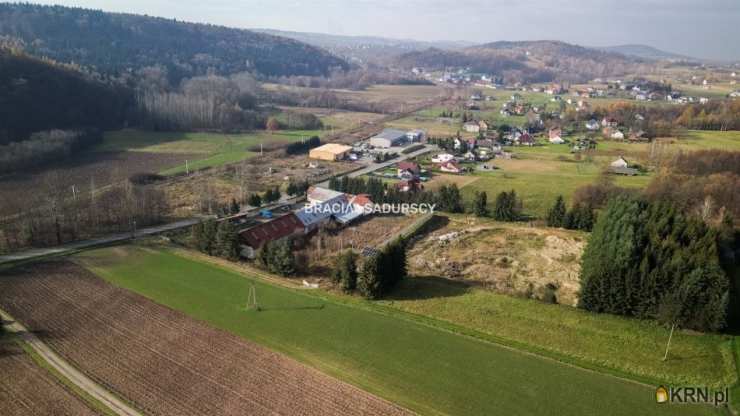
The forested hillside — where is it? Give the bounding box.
[0,49,132,145]
[395,40,654,83]
[0,3,349,83]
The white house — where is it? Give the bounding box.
[585,119,600,131]
[610,156,629,168]
[432,153,455,163]
[463,122,481,133]
[439,161,462,173]
[611,130,625,140]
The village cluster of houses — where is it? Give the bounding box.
[237,187,374,258]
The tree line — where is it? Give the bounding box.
[0,129,102,174]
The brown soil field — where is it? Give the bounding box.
[0,261,410,416]
[408,215,585,306]
[0,342,99,416]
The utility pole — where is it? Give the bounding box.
[662,323,675,361]
[185,160,190,175]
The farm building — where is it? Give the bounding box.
[369,128,408,148]
[238,213,306,258]
[309,143,353,161]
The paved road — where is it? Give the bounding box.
[0,218,200,264]
[316,144,438,187]
[0,308,143,416]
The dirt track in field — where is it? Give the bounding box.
[0,261,412,416]
[0,342,100,416]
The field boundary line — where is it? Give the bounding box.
[0,308,143,416]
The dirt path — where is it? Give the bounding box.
[0,308,142,416]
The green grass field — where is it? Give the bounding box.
[384,273,736,389]
[75,245,720,416]
[99,129,321,175]
[458,160,650,218]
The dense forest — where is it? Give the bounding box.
[0,3,349,83]
[0,49,132,145]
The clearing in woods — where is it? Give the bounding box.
[65,244,719,416]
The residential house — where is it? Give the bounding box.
[518,133,535,146]
[440,161,463,174]
[307,186,346,205]
[610,156,629,168]
[397,161,421,180]
[396,178,422,192]
[585,119,600,131]
[463,121,481,133]
[432,153,455,163]
[602,117,619,128]
[611,130,625,140]
[548,127,565,144]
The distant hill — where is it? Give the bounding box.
[0,49,132,145]
[254,29,474,64]
[594,44,696,62]
[395,40,653,83]
[0,4,349,83]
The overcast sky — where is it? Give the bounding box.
[32,0,740,60]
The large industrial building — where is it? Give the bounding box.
[368,128,408,148]
[309,143,353,161]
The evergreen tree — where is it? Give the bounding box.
[190,222,205,250]
[262,238,295,276]
[546,195,567,227]
[332,250,359,293]
[473,191,488,217]
[493,190,520,221]
[286,181,298,196]
[247,193,262,207]
[358,254,382,299]
[229,198,240,215]
[579,196,731,331]
[200,219,218,255]
[215,220,240,261]
[437,184,464,213]
[328,176,340,191]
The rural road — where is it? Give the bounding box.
[0,308,143,416]
[316,144,438,187]
[0,218,200,264]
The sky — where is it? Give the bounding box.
[32,0,740,60]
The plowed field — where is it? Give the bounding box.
[0,261,409,416]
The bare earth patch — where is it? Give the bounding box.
[0,261,410,416]
[408,216,585,306]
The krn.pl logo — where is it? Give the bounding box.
[656,386,669,404]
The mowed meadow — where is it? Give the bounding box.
[423,130,740,218]
[73,244,721,416]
